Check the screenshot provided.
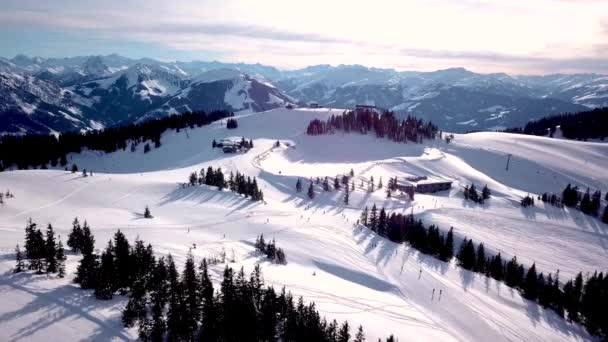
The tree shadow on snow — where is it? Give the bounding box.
[0,271,132,341]
[313,260,397,293]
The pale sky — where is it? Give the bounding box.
[0,0,607,74]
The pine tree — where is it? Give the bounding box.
[45,224,58,274]
[603,205,608,224]
[354,325,365,342]
[482,185,491,201]
[369,176,375,192]
[440,227,454,261]
[56,238,66,278]
[71,163,78,173]
[457,238,476,270]
[323,177,330,191]
[182,252,200,339]
[166,254,185,340]
[67,217,83,253]
[144,205,152,218]
[334,176,340,190]
[360,207,369,227]
[14,244,24,273]
[378,177,383,189]
[475,243,486,273]
[369,205,378,232]
[296,178,302,193]
[377,208,387,236]
[113,230,132,294]
[146,257,169,342]
[75,222,98,289]
[199,258,219,341]
[338,321,351,342]
[95,240,116,300]
[522,263,538,300]
[344,184,350,205]
[308,181,315,200]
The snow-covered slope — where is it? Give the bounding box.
[0,107,605,341]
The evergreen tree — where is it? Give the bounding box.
[523,263,538,300]
[67,217,83,253]
[334,176,341,190]
[338,321,351,342]
[475,243,486,273]
[296,178,302,193]
[360,207,369,227]
[113,230,132,294]
[75,222,98,289]
[344,184,350,205]
[482,185,491,201]
[323,177,330,192]
[369,204,378,232]
[354,325,365,342]
[378,177,383,189]
[56,238,66,278]
[182,252,201,339]
[580,188,592,214]
[602,205,608,224]
[95,240,116,300]
[308,181,315,200]
[166,255,185,340]
[457,238,476,270]
[199,258,219,341]
[440,227,454,261]
[45,224,58,274]
[123,277,148,328]
[14,244,24,273]
[377,208,387,236]
[144,205,152,218]
[71,163,78,173]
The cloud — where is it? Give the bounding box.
[1,0,607,74]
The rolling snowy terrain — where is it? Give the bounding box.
[0,108,606,341]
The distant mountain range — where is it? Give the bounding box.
[1,54,606,134]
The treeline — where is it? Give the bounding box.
[359,205,454,261]
[0,110,233,171]
[14,219,66,276]
[540,184,608,223]
[16,218,394,342]
[187,166,264,201]
[504,107,608,141]
[357,206,608,338]
[306,110,438,143]
[226,118,238,129]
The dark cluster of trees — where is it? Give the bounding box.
[559,184,607,222]
[521,194,535,207]
[357,206,608,338]
[62,223,383,342]
[505,107,608,141]
[359,205,454,262]
[15,219,66,276]
[212,137,253,150]
[456,236,608,337]
[0,110,233,171]
[255,234,287,264]
[0,189,14,204]
[226,118,238,129]
[463,184,490,204]
[306,110,438,143]
[187,166,264,201]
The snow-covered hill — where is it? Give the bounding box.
[0,107,605,341]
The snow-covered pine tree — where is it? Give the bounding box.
[56,238,66,278]
[14,244,24,273]
[45,224,57,274]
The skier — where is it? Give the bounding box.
[439,289,443,301]
[418,269,422,279]
[432,288,435,301]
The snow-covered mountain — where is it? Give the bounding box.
[0,72,96,134]
[0,107,605,341]
[1,54,607,134]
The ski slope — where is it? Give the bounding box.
[0,108,606,341]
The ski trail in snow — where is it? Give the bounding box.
[12,177,104,218]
